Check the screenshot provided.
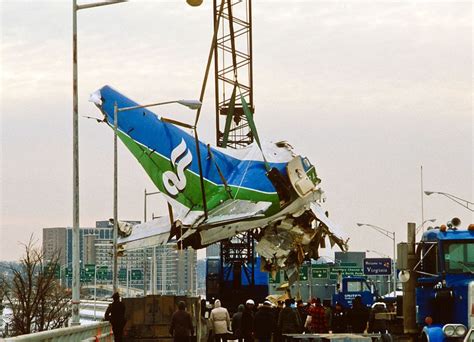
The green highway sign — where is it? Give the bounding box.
[268,264,364,283]
[329,266,364,280]
[299,266,308,281]
[44,264,60,278]
[119,268,127,281]
[340,262,357,267]
[269,271,281,284]
[97,266,108,280]
[131,269,142,281]
[312,268,328,279]
[80,264,95,282]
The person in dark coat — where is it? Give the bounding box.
[254,301,276,342]
[347,296,369,333]
[232,304,245,342]
[104,292,126,342]
[278,299,301,341]
[241,299,255,341]
[296,300,307,330]
[323,300,332,332]
[273,301,284,342]
[331,302,347,333]
[170,301,195,342]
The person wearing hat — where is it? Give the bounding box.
[170,301,195,342]
[209,299,231,342]
[104,292,126,342]
[241,299,255,341]
[254,301,276,342]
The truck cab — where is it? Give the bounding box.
[416,226,474,341]
[332,276,376,309]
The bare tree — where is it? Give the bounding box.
[3,237,71,336]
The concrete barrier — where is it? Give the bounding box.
[3,322,113,342]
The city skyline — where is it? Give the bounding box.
[41,222,198,295]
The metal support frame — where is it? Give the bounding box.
[212,0,256,290]
[214,0,254,148]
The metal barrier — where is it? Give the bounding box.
[3,322,113,342]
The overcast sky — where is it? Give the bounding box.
[1,0,472,261]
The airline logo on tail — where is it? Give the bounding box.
[163,139,193,196]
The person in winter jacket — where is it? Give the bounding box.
[307,298,328,334]
[241,299,255,341]
[104,292,127,342]
[278,299,302,340]
[331,302,347,333]
[232,304,245,342]
[170,301,194,342]
[210,299,231,342]
[347,296,369,333]
[273,301,284,342]
[296,300,307,330]
[254,301,276,342]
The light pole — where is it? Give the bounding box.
[144,189,160,223]
[357,223,397,294]
[72,0,127,326]
[126,257,130,297]
[143,255,149,296]
[144,189,160,296]
[113,99,201,294]
[424,191,473,212]
[93,264,100,321]
[416,218,436,235]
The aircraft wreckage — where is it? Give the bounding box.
[90,85,348,282]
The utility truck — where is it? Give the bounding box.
[399,220,474,341]
[332,276,378,309]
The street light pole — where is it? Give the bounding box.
[424,191,473,212]
[416,218,436,235]
[72,0,127,326]
[71,0,80,326]
[113,102,119,293]
[144,189,160,223]
[126,257,130,297]
[357,223,397,294]
[143,255,148,296]
[94,265,97,321]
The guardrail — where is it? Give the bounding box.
[3,322,113,342]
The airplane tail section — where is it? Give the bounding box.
[90,85,228,221]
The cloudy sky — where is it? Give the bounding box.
[1,0,472,261]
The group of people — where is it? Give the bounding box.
[205,295,390,342]
[105,292,390,342]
